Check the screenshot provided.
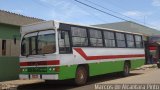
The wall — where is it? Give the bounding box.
[0,23,20,81]
[0,57,19,81]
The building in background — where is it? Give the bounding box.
[0,10,44,81]
[93,21,160,36]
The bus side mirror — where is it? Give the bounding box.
[14,38,16,44]
[61,32,65,39]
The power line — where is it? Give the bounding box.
[74,0,128,21]
[33,0,111,23]
[74,0,159,30]
[33,0,159,30]
[73,2,109,23]
[106,0,160,21]
[102,0,129,12]
[85,0,144,24]
[88,0,159,30]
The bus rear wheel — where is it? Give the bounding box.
[122,62,130,77]
[75,66,88,86]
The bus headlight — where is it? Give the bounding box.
[48,67,59,72]
[52,68,55,71]
[23,68,27,72]
[48,67,55,71]
[20,68,27,72]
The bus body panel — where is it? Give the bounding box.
[19,21,145,81]
[20,47,145,80]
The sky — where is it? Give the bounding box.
[0,0,160,30]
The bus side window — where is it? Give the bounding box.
[71,27,88,46]
[116,33,126,48]
[135,35,143,48]
[89,29,103,47]
[59,31,71,53]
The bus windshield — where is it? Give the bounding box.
[21,30,56,56]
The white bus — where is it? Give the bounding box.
[19,21,145,85]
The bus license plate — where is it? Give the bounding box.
[30,74,40,79]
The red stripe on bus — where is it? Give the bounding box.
[20,60,60,66]
[20,62,28,66]
[74,48,145,60]
[149,46,156,50]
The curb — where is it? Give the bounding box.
[0,79,44,90]
[135,64,157,70]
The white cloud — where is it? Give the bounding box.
[42,0,90,20]
[40,0,52,3]
[152,0,160,6]
[51,5,90,20]
[123,11,152,18]
[39,0,119,25]
[123,11,144,17]
[40,0,71,7]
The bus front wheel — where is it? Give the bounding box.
[75,66,88,86]
[122,62,130,77]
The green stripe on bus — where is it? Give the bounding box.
[58,59,145,80]
[131,59,145,69]
[89,61,124,76]
[59,65,78,80]
[20,59,145,80]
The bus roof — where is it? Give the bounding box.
[21,20,143,36]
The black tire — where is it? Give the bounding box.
[157,63,160,68]
[122,62,130,77]
[75,66,88,86]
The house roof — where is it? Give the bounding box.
[0,9,44,26]
[93,21,160,36]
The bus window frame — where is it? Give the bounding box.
[126,33,135,48]
[58,30,72,54]
[88,28,104,47]
[134,35,143,48]
[71,26,89,47]
[116,32,127,48]
[58,23,144,49]
[21,29,56,56]
[103,30,116,48]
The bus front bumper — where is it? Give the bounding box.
[19,74,59,80]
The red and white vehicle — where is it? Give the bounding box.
[19,21,145,85]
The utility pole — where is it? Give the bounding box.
[144,16,146,25]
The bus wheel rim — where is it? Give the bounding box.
[77,70,85,81]
[125,65,129,74]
